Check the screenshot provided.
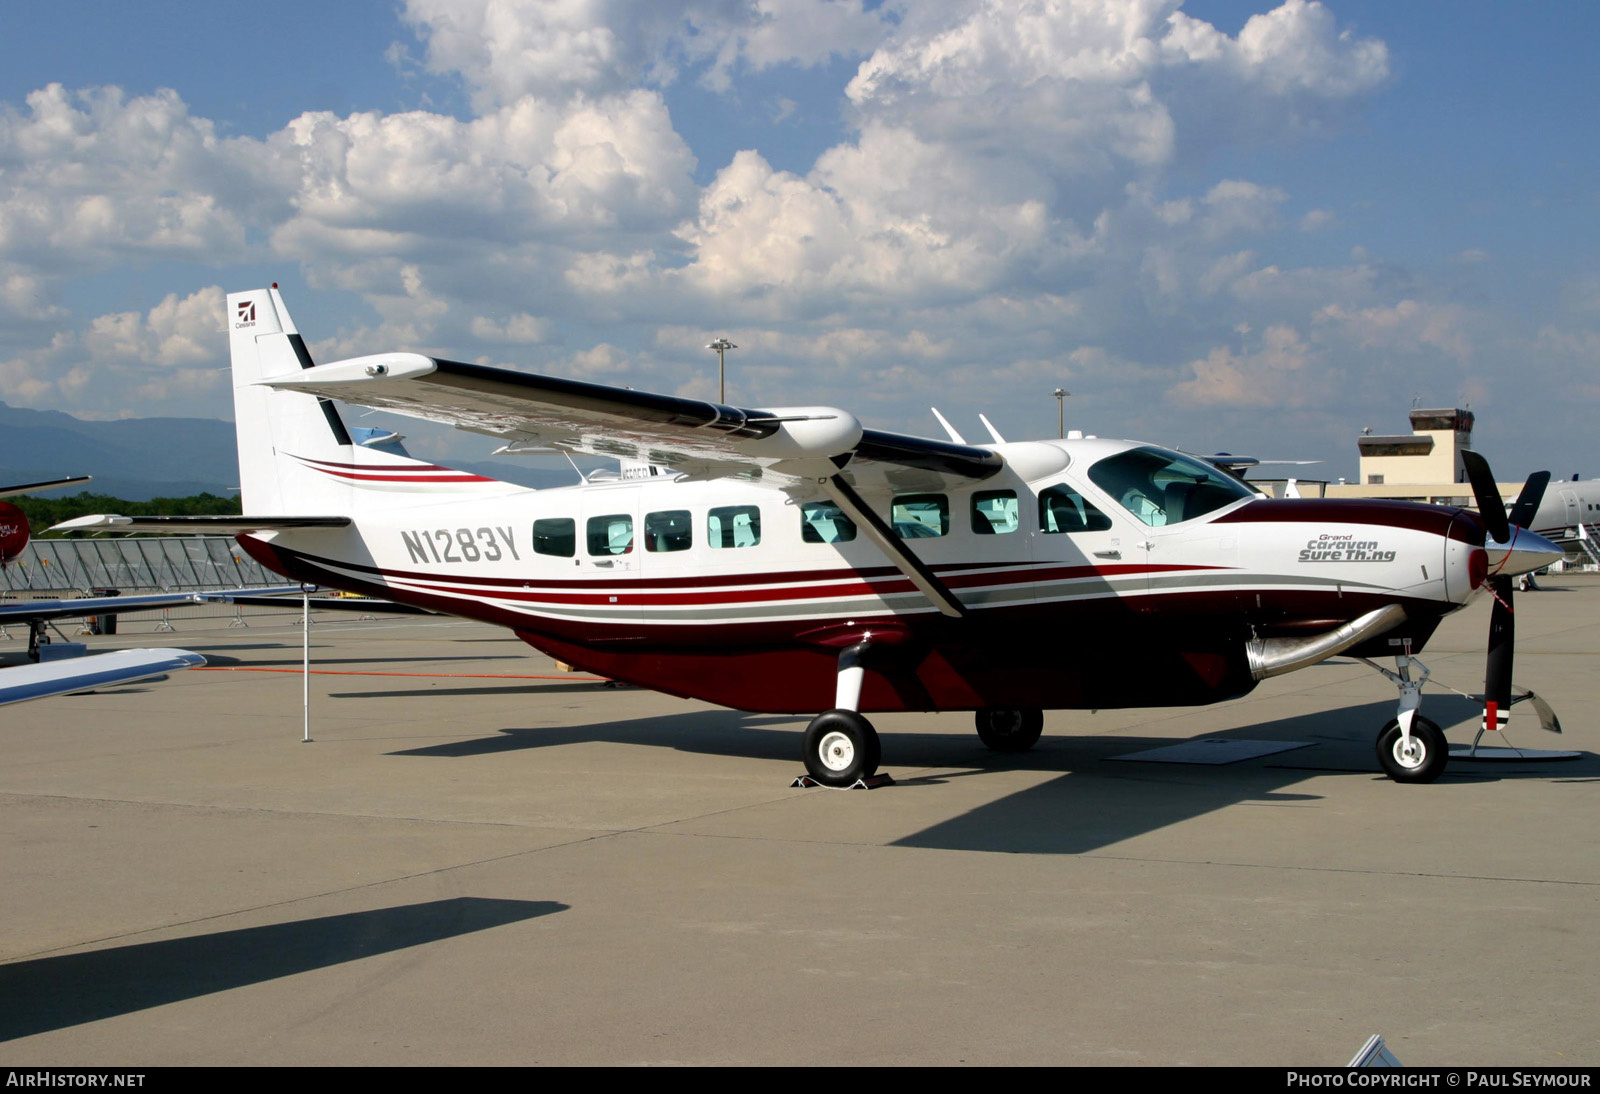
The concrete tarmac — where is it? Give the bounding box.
[1,579,1597,1066]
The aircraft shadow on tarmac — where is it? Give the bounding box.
[388,697,1596,856]
[0,898,565,1042]
[334,681,623,699]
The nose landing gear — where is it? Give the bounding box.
[799,639,888,788]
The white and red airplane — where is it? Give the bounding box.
[57,287,1565,784]
[2,477,206,705]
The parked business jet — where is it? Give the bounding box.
[1521,476,1600,545]
[56,288,1563,784]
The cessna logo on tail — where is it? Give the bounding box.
[235,301,256,329]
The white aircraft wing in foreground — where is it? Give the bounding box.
[0,647,205,707]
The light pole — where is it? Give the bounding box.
[1053,388,1071,439]
[706,337,737,404]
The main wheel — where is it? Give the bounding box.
[974,707,1044,753]
[803,709,881,787]
[1375,715,1448,783]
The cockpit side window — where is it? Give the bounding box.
[1086,447,1253,527]
[1038,485,1112,533]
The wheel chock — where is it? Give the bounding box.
[790,773,895,790]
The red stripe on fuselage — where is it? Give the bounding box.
[295,544,1224,597]
[337,561,1227,606]
[290,453,495,483]
[1216,498,1484,544]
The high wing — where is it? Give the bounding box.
[0,647,205,707]
[256,352,1004,493]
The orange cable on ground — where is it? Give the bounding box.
[192,666,607,681]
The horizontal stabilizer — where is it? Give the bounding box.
[51,515,351,534]
[0,648,205,707]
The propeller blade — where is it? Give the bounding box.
[1483,575,1514,733]
[1519,689,1564,734]
[1507,471,1551,530]
[1461,450,1509,543]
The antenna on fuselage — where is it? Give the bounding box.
[930,408,966,444]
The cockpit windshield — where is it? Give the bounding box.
[1086,446,1254,527]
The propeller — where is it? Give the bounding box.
[1460,451,1560,735]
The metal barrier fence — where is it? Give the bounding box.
[1,536,289,596]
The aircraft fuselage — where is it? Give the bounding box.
[237,438,1487,715]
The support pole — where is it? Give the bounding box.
[302,584,312,743]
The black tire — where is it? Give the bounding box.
[1375,715,1448,783]
[802,709,881,787]
[975,707,1044,753]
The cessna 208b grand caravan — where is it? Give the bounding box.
[59,288,1564,785]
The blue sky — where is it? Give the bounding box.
[2,1,1597,481]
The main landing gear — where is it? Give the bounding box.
[974,707,1044,753]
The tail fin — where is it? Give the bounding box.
[229,287,354,515]
[228,288,521,515]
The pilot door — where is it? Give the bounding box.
[1031,480,1139,611]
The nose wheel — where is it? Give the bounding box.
[1375,715,1447,783]
[803,710,882,787]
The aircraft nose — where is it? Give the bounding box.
[1487,527,1565,577]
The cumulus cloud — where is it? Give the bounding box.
[84,286,225,368]
[0,1,1437,453]
[668,1,1387,314]
[0,85,266,276]
[0,286,227,414]
[400,0,889,108]
[1168,323,1327,409]
[470,312,552,343]
[269,91,696,256]
[1316,299,1473,361]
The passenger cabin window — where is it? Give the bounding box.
[801,501,857,543]
[1039,485,1112,533]
[971,490,1019,535]
[892,494,948,538]
[532,517,576,557]
[1086,447,1253,527]
[708,505,761,548]
[644,510,693,552]
[587,513,634,555]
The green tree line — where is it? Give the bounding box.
[10,492,242,535]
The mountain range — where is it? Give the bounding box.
[0,401,576,500]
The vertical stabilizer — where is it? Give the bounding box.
[228,288,355,515]
[227,288,521,515]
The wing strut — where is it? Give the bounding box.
[822,475,968,619]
